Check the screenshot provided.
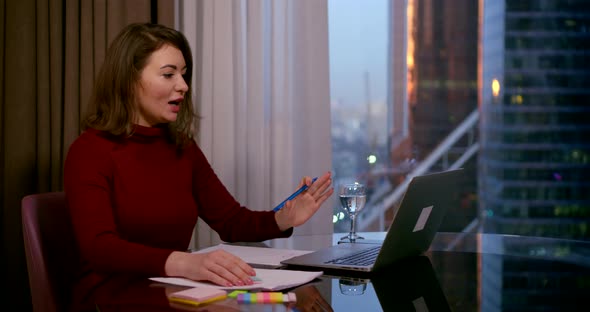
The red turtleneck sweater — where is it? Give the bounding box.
[64,125,291,311]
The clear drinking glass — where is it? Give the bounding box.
[338,182,367,242]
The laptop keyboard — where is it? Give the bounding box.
[325,245,382,266]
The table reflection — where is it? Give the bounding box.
[338,279,367,296]
[371,255,450,312]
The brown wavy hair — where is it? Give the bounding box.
[83,23,197,149]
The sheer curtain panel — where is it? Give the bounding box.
[179,0,333,249]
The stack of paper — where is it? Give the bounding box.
[150,268,322,291]
[194,244,315,268]
[150,244,322,291]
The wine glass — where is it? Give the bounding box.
[338,182,367,242]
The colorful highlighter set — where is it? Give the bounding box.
[168,288,297,307]
[236,291,297,304]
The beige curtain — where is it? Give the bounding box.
[0,0,173,310]
[179,0,333,250]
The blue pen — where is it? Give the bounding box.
[272,177,318,212]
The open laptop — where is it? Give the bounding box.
[281,168,463,273]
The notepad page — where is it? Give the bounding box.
[150,268,323,291]
[193,244,314,267]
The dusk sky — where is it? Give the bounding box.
[328,0,389,108]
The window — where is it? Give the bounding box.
[328,0,589,241]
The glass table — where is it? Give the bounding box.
[95,232,590,311]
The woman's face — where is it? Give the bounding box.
[135,44,188,127]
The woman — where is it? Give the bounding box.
[64,22,333,311]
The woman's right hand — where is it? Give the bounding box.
[165,250,257,287]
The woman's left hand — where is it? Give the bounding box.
[274,171,334,231]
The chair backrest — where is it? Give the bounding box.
[22,192,79,312]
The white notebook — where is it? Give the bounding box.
[150,244,321,291]
[150,268,322,291]
[194,243,315,268]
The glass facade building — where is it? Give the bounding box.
[481,1,590,310]
[480,0,590,241]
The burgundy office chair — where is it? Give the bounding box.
[22,192,79,312]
